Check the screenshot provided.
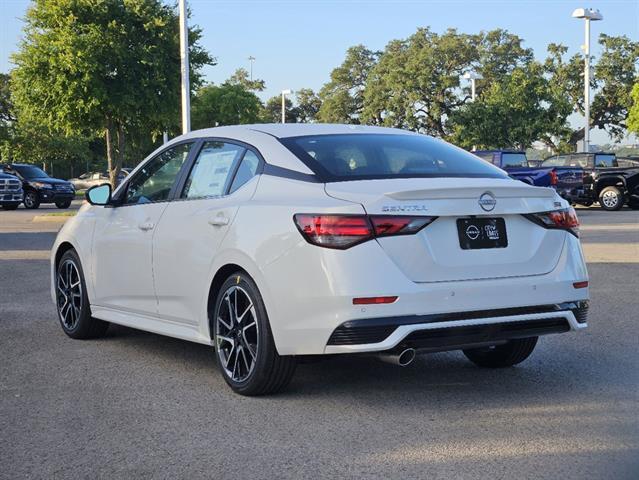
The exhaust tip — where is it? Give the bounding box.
[397,348,416,366]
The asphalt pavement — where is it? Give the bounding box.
[1,202,638,479]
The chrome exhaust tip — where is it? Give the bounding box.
[378,347,416,367]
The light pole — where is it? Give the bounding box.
[248,56,256,81]
[572,8,603,153]
[281,89,292,123]
[179,0,191,134]
[463,71,482,101]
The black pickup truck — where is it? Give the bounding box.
[1,163,75,209]
[541,153,639,211]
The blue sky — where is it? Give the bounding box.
[1,0,637,143]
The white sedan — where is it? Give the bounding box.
[51,124,589,395]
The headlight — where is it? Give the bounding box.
[30,182,53,189]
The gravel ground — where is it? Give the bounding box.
[1,203,638,479]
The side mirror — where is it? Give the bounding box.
[86,183,112,206]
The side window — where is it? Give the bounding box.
[125,143,191,205]
[182,141,245,199]
[595,154,616,167]
[229,150,261,194]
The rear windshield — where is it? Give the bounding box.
[501,153,528,168]
[280,134,507,182]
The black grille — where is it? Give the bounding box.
[328,325,397,346]
[401,318,570,350]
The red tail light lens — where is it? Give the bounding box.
[524,207,580,237]
[549,169,558,186]
[293,214,437,249]
[369,216,436,237]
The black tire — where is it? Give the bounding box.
[23,190,40,209]
[463,337,538,368]
[55,249,109,339]
[598,186,624,211]
[211,272,296,396]
[55,200,72,209]
[1,203,20,210]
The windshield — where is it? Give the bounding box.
[14,165,49,179]
[280,134,507,181]
[501,153,528,168]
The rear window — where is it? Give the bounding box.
[501,153,528,168]
[594,154,616,167]
[280,134,507,182]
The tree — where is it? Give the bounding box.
[628,82,639,136]
[262,95,295,123]
[0,73,14,145]
[449,63,571,150]
[11,0,213,186]
[361,28,478,136]
[227,67,265,92]
[192,83,262,129]
[545,34,639,148]
[318,45,378,123]
[294,88,321,123]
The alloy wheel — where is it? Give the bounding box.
[601,190,618,208]
[215,285,259,382]
[24,192,36,208]
[56,259,83,330]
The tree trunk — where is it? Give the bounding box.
[113,123,125,187]
[105,117,117,188]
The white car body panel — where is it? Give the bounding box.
[51,124,589,358]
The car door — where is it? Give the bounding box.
[90,142,193,316]
[153,140,262,326]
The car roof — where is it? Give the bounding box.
[179,123,418,140]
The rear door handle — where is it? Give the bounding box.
[138,221,155,231]
[208,216,230,226]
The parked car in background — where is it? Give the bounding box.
[541,153,639,211]
[0,167,24,210]
[69,170,129,190]
[2,163,75,209]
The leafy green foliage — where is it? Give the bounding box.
[11,0,213,185]
[293,88,321,123]
[192,83,262,129]
[318,45,378,123]
[628,82,639,136]
[227,68,266,92]
[262,95,295,123]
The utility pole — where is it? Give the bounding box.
[179,0,191,134]
[572,8,603,153]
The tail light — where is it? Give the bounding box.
[549,169,558,186]
[293,214,437,249]
[524,207,580,237]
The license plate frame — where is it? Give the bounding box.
[457,217,508,250]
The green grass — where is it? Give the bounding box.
[75,190,85,197]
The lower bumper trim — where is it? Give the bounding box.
[327,302,587,346]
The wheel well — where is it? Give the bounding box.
[54,242,75,268]
[207,264,247,339]
[596,178,625,195]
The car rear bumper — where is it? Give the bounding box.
[261,232,589,355]
[325,301,588,353]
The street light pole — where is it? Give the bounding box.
[572,8,603,153]
[281,89,292,123]
[248,56,256,81]
[463,71,482,102]
[179,0,191,135]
